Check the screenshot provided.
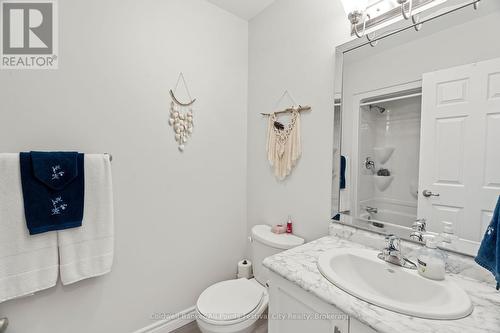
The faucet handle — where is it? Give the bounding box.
[385,234,401,252]
[364,157,376,170]
[412,219,427,230]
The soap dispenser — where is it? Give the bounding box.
[417,235,446,281]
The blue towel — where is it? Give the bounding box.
[475,196,500,290]
[20,152,85,235]
[340,155,346,190]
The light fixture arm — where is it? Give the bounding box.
[349,10,368,39]
[354,19,367,38]
[412,14,423,31]
[366,33,378,47]
[401,0,414,20]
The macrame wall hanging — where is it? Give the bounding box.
[169,73,196,152]
[262,91,312,180]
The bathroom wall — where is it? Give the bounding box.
[0,0,248,332]
[247,0,351,241]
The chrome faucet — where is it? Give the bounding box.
[410,218,427,242]
[365,206,378,214]
[364,157,376,172]
[378,235,417,270]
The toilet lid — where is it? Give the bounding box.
[197,279,264,322]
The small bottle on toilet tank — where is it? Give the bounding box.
[286,216,293,234]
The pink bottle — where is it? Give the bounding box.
[286,216,293,234]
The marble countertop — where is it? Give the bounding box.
[263,225,500,333]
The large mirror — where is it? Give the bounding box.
[332,0,500,256]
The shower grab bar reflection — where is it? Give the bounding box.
[0,317,8,333]
[359,92,422,107]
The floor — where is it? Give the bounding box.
[173,320,268,333]
[172,322,200,333]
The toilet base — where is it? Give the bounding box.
[196,316,267,333]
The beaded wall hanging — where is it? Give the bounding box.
[169,73,196,152]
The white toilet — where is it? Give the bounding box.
[196,225,305,333]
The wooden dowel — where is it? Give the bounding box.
[260,105,312,116]
[169,90,196,107]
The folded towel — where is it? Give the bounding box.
[20,152,85,235]
[58,154,114,285]
[0,154,58,303]
[340,155,346,190]
[475,196,500,290]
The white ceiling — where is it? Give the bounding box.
[206,0,276,20]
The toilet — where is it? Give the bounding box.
[196,225,305,333]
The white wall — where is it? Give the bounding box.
[0,0,248,332]
[247,0,350,241]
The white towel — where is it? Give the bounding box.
[0,154,58,303]
[58,154,114,285]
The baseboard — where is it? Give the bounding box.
[133,306,197,333]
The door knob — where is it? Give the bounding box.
[422,190,440,198]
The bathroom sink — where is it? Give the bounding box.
[317,248,473,320]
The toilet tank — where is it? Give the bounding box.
[251,225,305,285]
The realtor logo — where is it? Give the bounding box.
[1,0,58,69]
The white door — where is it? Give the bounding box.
[418,57,500,243]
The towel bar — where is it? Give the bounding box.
[1,153,112,162]
[0,317,8,333]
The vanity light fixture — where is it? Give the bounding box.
[339,0,473,45]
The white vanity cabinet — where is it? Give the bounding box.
[268,272,377,333]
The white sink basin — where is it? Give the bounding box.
[317,248,473,320]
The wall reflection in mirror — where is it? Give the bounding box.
[332,0,500,256]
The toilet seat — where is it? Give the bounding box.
[197,279,265,326]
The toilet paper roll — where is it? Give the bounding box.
[237,259,253,279]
